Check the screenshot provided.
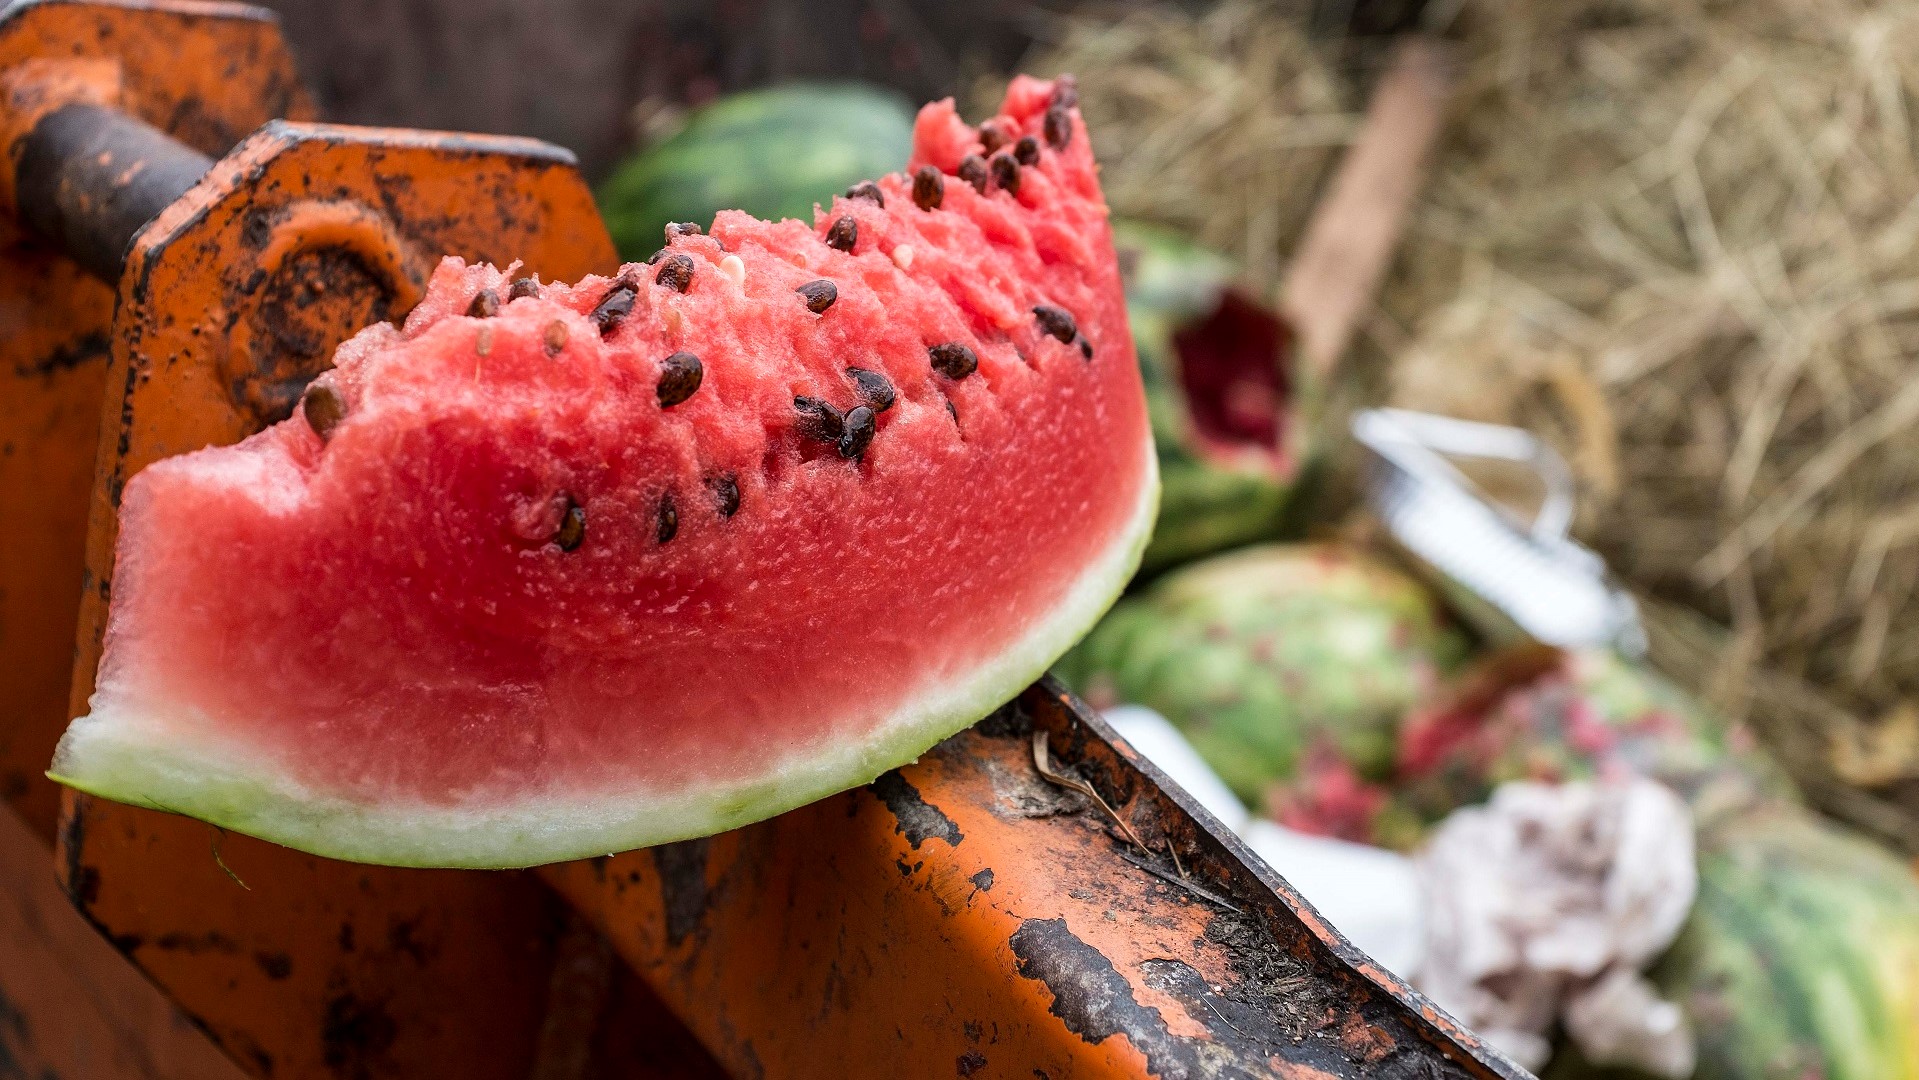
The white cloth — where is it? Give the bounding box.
[1413,779,1698,1078]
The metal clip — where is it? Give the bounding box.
[1353,407,1645,655]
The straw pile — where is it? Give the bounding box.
[1030,0,1919,851]
[998,1,1359,294]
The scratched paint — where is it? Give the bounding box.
[543,681,1527,1079]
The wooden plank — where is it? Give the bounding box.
[1281,36,1452,380]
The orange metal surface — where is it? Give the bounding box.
[0,802,250,1080]
[0,0,310,839]
[43,117,721,1078]
[543,681,1525,1080]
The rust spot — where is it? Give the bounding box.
[1007,918,1198,1076]
[969,868,995,893]
[255,951,293,980]
[153,931,240,954]
[15,328,109,378]
[957,1050,987,1075]
[321,991,397,1080]
[386,918,434,966]
[655,838,710,947]
[60,803,98,910]
[871,772,962,850]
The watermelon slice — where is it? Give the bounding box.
[50,76,1157,868]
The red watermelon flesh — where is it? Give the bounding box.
[50,76,1157,868]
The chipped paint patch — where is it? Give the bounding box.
[871,771,962,849]
[1008,917,1203,1079]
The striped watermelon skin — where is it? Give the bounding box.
[1654,807,1919,1080]
[598,84,915,263]
[1055,543,1469,807]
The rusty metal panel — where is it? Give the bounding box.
[0,802,251,1080]
[544,680,1525,1080]
[0,0,312,840]
[43,117,710,1079]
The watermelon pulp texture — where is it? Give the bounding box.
[51,76,1157,868]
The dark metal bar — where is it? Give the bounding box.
[14,102,213,282]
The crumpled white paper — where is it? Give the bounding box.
[1413,778,1698,1078]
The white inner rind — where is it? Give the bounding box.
[48,439,1158,869]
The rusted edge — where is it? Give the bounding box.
[1029,676,1531,1080]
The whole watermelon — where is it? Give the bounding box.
[1055,542,1470,808]
[1650,806,1919,1080]
[1393,648,1755,825]
[1113,224,1304,570]
[598,83,915,261]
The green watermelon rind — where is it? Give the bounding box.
[49,441,1158,869]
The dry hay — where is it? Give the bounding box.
[1031,0,1919,850]
[1001,1,1359,295]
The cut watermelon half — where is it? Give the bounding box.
[50,76,1157,869]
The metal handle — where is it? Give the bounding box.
[1353,407,1576,544]
[14,101,214,282]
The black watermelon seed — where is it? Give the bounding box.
[657,351,702,407]
[838,405,876,459]
[825,216,857,252]
[845,180,884,207]
[795,395,845,441]
[556,498,586,552]
[912,165,944,211]
[846,366,896,411]
[302,382,346,441]
[707,473,741,518]
[979,121,1008,155]
[796,279,838,314]
[990,152,1020,195]
[1044,105,1072,150]
[1078,336,1094,360]
[1033,304,1077,343]
[958,155,988,193]
[656,494,679,543]
[507,276,541,300]
[543,320,569,356]
[655,253,695,292]
[665,221,702,239]
[466,288,500,318]
[1051,75,1078,109]
[590,283,637,334]
[928,342,978,379]
[646,248,666,265]
[1014,136,1040,166]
